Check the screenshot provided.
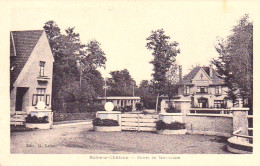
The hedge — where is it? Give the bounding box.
[53,112,95,122]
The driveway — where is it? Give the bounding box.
[11,123,231,154]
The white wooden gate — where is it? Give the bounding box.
[121,114,158,131]
[10,112,27,126]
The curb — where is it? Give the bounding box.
[52,121,92,128]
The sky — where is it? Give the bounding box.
[9,1,255,85]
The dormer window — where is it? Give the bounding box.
[39,61,45,76]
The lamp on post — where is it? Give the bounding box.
[103,77,109,103]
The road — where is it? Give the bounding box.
[11,123,231,154]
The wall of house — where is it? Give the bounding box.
[11,32,54,113]
[10,88,16,112]
[187,86,229,107]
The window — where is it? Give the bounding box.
[214,100,224,108]
[215,86,222,94]
[36,88,45,102]
[32,88,46,106]
[184,85,190,94]
[197,86,208,93]
[39,61,45,76]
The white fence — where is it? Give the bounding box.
[189,108,233,115]
[121,114,158,131]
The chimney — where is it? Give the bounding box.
[179,65,183,83]
[209,65,213,78]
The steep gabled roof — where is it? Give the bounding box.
[10,30,44,86]
[182,66,225,85]
[182,67,201,84]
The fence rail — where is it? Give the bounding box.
[190,108,232,114]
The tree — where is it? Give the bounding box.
[136,80,156,109]
[43,20,106,112]
[44,21,80,111]
[146,29,180,111]
[107,69,136,96]
[165,63,179,106]
[212,14,253,109]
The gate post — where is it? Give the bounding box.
[174,100,191,127]
[231,108,249,135]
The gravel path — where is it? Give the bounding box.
[11,124,231,154]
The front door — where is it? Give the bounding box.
[198,98,208,108]
[15,87,28,111]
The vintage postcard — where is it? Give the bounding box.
[0,0,259,166]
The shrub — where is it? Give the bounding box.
[165,105,181,113]
[92,118,119,126]
[167,121,185,130]
[156,120,185,130]
[113,106,123,112]
[53,112,95,122]
[121,105,132,113]
[26,115,49,123]
[156,120,167,130]
[135,102,144,111]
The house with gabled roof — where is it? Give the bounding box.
[160,65,243,112]
[10,30,54,116]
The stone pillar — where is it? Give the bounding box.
[231,108,249,135]
[174,100,191,126]
[161,99,166,113]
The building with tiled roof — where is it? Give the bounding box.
[10,30,54,115]
[161,66,242,112]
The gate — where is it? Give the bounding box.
[10,112,27,126]
[121,113,158,131]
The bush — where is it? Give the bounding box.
[156,120,167,130]
[53,112,95,122]
[156,120,185,130]
[26,115,49,123]
[135,102,144,111]
[92,118,119,126]
[121,105,132,113]
[165,105,181,113]
[113,106,123,112]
